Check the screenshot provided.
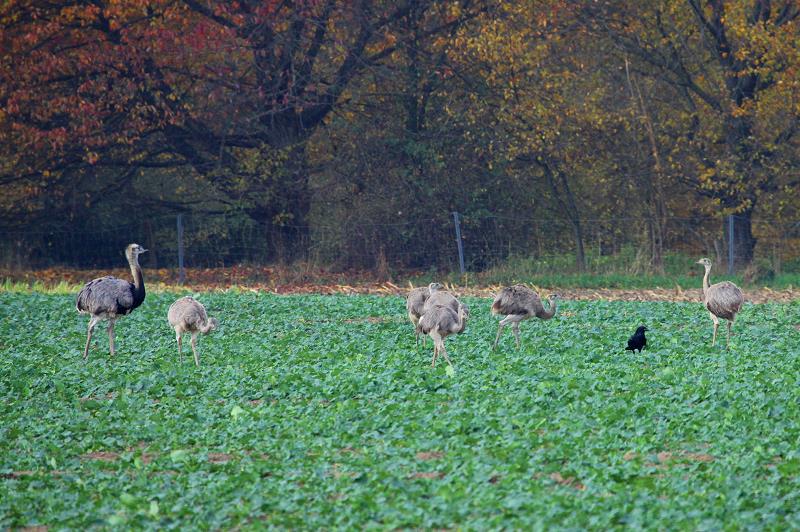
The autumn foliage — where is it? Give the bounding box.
[1,1,799,271]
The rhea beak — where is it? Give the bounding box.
[696,260,704,264]
[140,248,148,253]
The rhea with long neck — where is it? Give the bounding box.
[76,243,148,360]
[126,244,146,311]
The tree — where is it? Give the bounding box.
[1,0,486,259]
[579,0,800,265]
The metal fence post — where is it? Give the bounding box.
[452,212,466,275]
[727,214,734,275]
[177,214,186,285]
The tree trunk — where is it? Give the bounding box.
[276,143,311,262]
[573,220,586,272]
[538,158,586,271]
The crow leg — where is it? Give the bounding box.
[83,316,99,361]
[191,332,200,367]
[107,320,116,357]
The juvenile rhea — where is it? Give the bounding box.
[168,296,218,366]
[696,258,744,347]
[417,304,468,367]
[76,243,147,360]
[491,285,559,351]
[406,282,443,346]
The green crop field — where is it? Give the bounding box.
[1,290,799,529]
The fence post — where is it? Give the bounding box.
[452,212,466,275]
[177,214,186,285]
[727,214,734,275]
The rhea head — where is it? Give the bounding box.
[696,257,712,269]
[125,243,148,263]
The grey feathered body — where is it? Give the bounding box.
[705,281,743,321]
[491,285,556,320]
[168,296,216,334]
[423,291,463,314]
[76,243,147,360]
[406,287,431,326]
[417,304,467,337]
[76,274,144,318]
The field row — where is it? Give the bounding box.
[1,292,799,529]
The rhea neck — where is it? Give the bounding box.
[127,254,146,303]
[538,297,558,319]
[702,265,712,295]
[455,307,467,333]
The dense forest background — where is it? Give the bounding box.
[2,0,799,275]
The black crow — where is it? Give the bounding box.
[625,326,648,353]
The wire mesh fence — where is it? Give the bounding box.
[3,211,800,277]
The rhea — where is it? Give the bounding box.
[491,285,559,350]
[76,243,147,360]
[406,282,443,346]
[168,296,218,366]
[697,258,744,347]
[416,304,468,367]
[422,287,469,317]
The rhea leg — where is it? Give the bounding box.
[411,314,420,348]
[83,316,99,360]
[492,321,508,351]
[438,341,453,367]
[430,332,441,367]
[512,323,521,350]
[175,330,183,363]
[190,332,200,367]
[726,320,732,348]
[107,319,116,357]
[416,328,428,349]
[709,312,719,346]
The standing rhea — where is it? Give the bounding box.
[697,258,744,347]
[406,282,443,346]
[417,304,468,367]
[491,285,559,351]
[168,296,218,366]
[76,243,147,360]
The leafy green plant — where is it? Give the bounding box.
[1,290,799,529]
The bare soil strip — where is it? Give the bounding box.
[3,267,797,302]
